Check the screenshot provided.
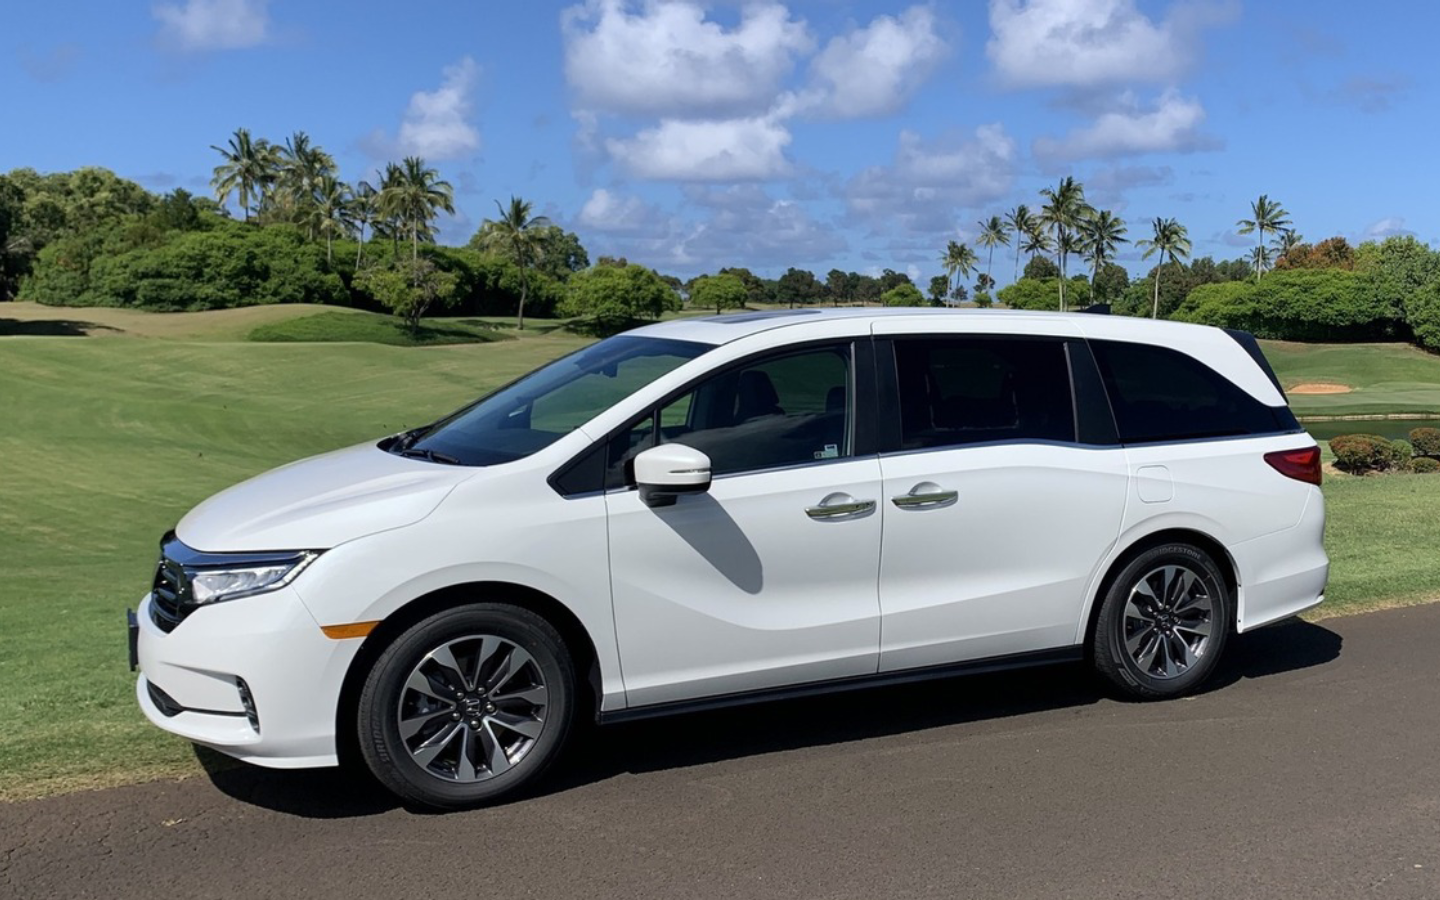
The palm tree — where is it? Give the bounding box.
[1235,195,1290,280]
[975,216,1009,293]
[478,196,552,330]
[209,127,274,222]
[1272,228,1304,266]
[313,175,353,266]
[1039,177,1091,310]
[1135,217,1192,319]
[939,240,976,301]
[1249,244,1273,279]
[378,162,405,258]
[1004,205,1034,283]
[379,156,456,273]
[276,131,335,238]
[1021,224,1053,262]
[1078,209,1128,305]
[349,180,379,268]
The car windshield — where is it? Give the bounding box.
[394,336,710,466]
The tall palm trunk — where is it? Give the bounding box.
[1152,270,1162,319]
[356,224,365,269]
[1013,238,1022,283]
[985,245,995,292]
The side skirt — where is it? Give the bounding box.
[597,646,1085,725]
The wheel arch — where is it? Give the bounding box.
[1080,528,1240,657]
[334,580,603,769]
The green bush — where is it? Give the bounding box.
[880,282,926,307]
[560,263,680,333]
[1174,269,1405,341]
[1412,457,1440,474]
[1410,427,1440,458]
[1393,438,1415,460]
[1329,434,1402,474]
[1407,280,1440,352]
[997,277,1059,311]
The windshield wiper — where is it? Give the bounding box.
[397,447,463,465]
[394,424,440,451]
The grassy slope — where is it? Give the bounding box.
[0,333,589,800]
[0,310,1436,800]
[248,310,510,345]
[1261,340,1440,418]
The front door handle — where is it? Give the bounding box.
[891,483,958,510]
[805,493,876,520]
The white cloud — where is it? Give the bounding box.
[1033,90,1213,161]
[844,124,1017,234]
[606,116,792,181]
[153,0,270,51]
[809,6,948,118]
[562,0,813,118]
[365,58,482,161]
[578,188,662,233]
[671,185,846,270]
[397,57,482,160]
[1363,217,1415,240]
[986,0,1231,90]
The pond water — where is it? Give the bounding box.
[1302,418,1440,443]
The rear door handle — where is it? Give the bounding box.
[891,483,958,510]
[805,493,876,520]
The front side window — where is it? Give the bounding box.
[892,337,1075,450]
[610,345,852,481]
[402,336,709,466]
[1090,340,1285,444]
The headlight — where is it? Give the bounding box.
[187,552,317,605]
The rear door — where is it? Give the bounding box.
[871,319,1129,671]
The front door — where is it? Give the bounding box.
[606,343,883,707]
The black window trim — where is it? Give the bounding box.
[548,336,877,497]
[874,332,1094,456]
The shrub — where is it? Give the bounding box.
[1393,438,1415,461]
[997,277,1059,311]
[1329,434,1401,474]
[1408,280,1440,352]
[1174,269,1405,341]
[560,263,680,333]
[880,282,927,307]
[1412,457,1440,474]
[1410,427,1440,458]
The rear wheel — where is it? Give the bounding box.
[357,603,575,809]
[1092,543,1231,700]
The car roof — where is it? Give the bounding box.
[626,307,1221,347]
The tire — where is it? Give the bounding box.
[1092,543,1231,700]
[357,603,575,810]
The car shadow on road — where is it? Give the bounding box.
[199,617,1341,818]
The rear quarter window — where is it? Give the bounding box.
[1090,340,1288,444]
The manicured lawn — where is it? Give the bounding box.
[248,309,511,345]
[0,313,1436,800]
[1262,340,1440,418]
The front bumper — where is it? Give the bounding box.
[134,585,359,768]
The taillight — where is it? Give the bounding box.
[1265,446,1322,485]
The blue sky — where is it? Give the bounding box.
[2,1,1434,283]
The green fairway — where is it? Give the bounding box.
[1261,340,1440,418]
[248,309,511,345]
[1,317,1437,801]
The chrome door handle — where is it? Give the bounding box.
[805,493,876,519]
[891,485,958,509]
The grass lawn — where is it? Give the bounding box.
[248,310,512,346]
[0,309,1437,801]
[1261,339,1440,418]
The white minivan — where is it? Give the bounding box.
[131,309,1328,808]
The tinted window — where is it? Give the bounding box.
[610,345,852,481]
[406,336,708,466]
[1090,340,1284,444]
[893,338,1075,450]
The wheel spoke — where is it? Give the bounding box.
[409,721,462,769]
[399,708,452,742]
[426,644,469,693]
[1135,631,1162,673]
[453,727,480,782]
[468,636,499,693]
[1176,617,1211,638]
[487,646,537,694]
[1125,623,1157,656]
[479,722,512,775]
[491,683,548,706]
[488,711,543,739]
[404,669,455,707]
[1174,633,1199,669]
[1159,633,1178,678]
[1172,570,1198,608]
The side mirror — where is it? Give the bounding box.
[634,443,712,508]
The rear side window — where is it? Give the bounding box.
[892,337,1075,450]
[1089,340,1287,444]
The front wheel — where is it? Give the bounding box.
[357,603,575,809]
[1092,543,1231,700]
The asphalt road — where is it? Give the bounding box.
[4,604,1440,900]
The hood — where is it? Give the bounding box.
[177,442,475,552]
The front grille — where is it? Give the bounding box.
[150,558,188,632]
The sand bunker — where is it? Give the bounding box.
[1288,383,1353,394]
